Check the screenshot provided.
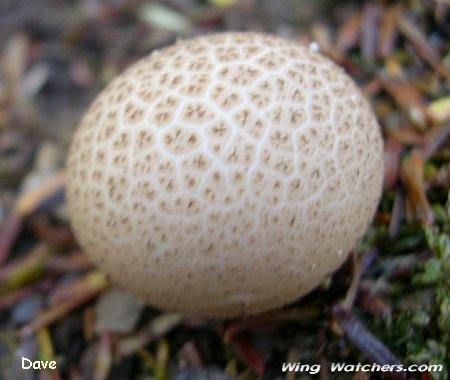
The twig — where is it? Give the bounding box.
[0,212,22,266]
[332,304,405,379]
[18,271,109,338]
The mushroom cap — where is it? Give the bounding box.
[66,32,383,318]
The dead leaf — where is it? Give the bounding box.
[384,138,404,189]
[311,23,344,62]
[19,271,109,338]
[94,288,143,334]
[93,332,113,380]
[0,242,56,294]
[398,15,450,80]
[361,2,380,60]
[400,150,434,225]
[389,189,405,239]
[230,335,265,377]
[379,75,427,127]
[138,3,192,34]
[117,314,182,357]
[385,127,425,146]
[422,122,450,160]
[378,4,401,57]
[1,33,29,103]
[14,170,65,217]
[224,307,321,342]
[337,11,362,52]
[427,97,450,125]
[0,212,22,266]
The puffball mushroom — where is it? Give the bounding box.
[66,32,383,318]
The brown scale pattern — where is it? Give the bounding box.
[66,32,384,318]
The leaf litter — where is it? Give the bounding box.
[0,0,449,379]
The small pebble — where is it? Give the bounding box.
[12,294,43,325]
[95,288,143,334]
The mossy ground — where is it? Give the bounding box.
[0,1,449,379]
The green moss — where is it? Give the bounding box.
[374,192,450,380]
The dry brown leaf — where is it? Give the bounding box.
[179,341,204,368]
[357,286,392,319]
[94,288,143,334]
[361,2,380,60]
[384,138,404,189]
[93,332,113,380]
[0,242,55,292]
[46,252,93,273]
[378,4,401,57]
[47,271,109,306]
[422,122,450,160]
[83,307,96,342]
[117,314,183,357]
[38,327,62,380]
[0,278,53,310]
[379,76,427,126]
[400,149,434,225]
[384,57,405,79]
[398,15,450,80]
[336,11,362,52]
[14,170,65,217]
[223,307,321,342]
[0,212,22,266]
[362,77,382,98]
[385,127,425,146]
[389,189,405,239]
[311,23,344,62]
[230,335,265,377]
[1,33,29,103]
[19,271,109,338]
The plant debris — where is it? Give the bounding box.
[0,0,448,379]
